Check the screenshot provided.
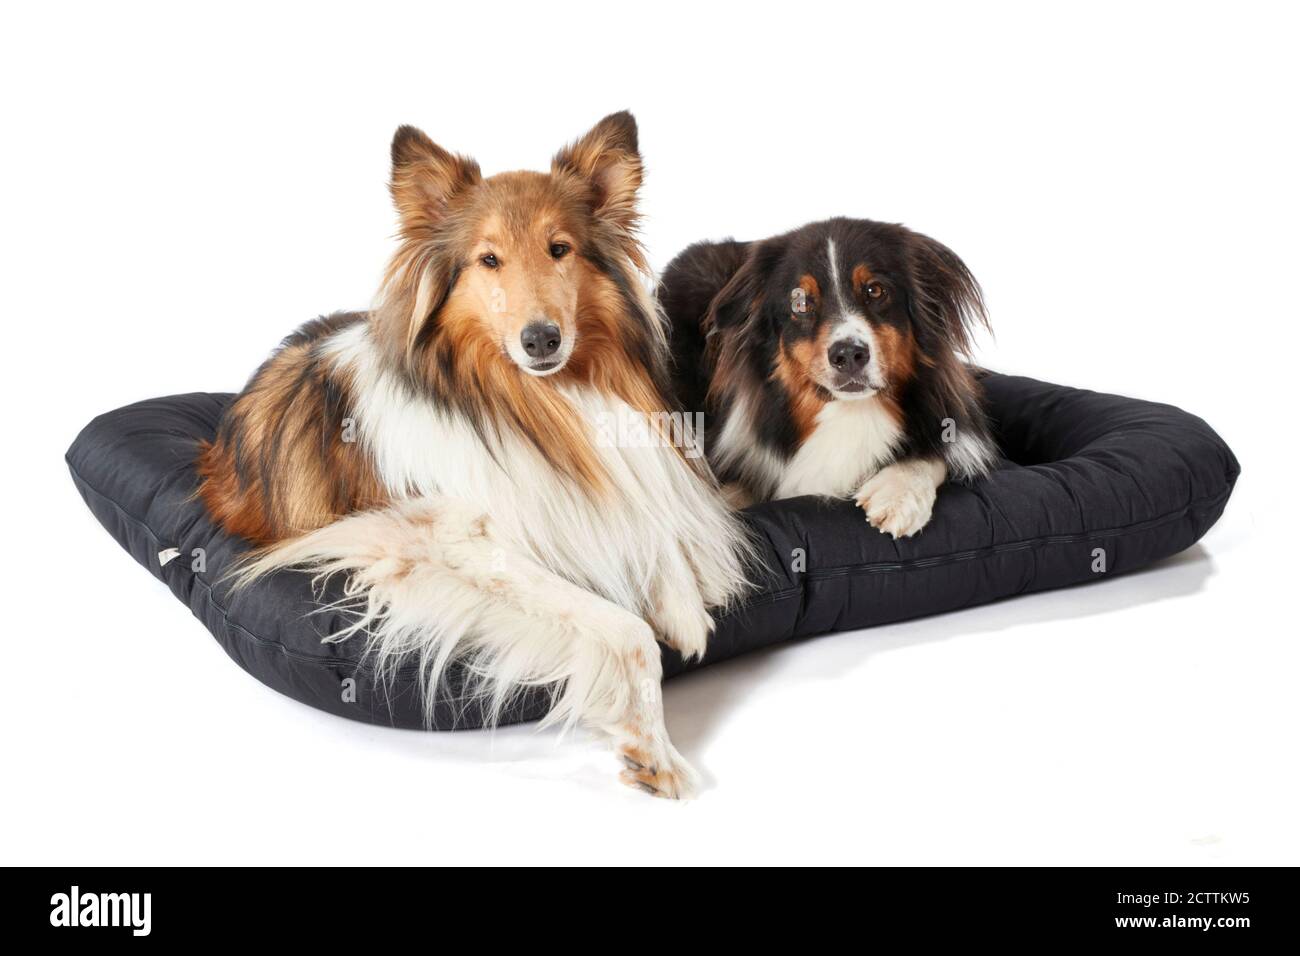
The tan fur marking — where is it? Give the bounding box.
[795,273,820,318]
[875,323,919,393]
[772,324,835,442]
[851,263,875,292]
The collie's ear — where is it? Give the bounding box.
[389,125,481,233]
[552,111,643,231]
[904,231,989,357]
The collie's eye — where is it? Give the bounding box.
[480,253,499,269]
[549,242,570,260]
[865,281,884,300]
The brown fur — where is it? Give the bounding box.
[197,314,387,543]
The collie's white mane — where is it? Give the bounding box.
[318,321,748,615]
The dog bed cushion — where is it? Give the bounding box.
[66,373,1239,730]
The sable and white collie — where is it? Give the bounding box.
[661,217,997,536]
[197,113,751,798]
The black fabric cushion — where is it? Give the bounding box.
[66,373,1239,730]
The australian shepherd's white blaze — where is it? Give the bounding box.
[197,113,752,798]
[661,218,998,536]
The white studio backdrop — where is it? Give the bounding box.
[0,1,1295,864]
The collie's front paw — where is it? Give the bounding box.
[855,463,938,539]
[652,597,713,662]
[617,737,700,800]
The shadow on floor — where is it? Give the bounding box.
[319,543,1216,792]
[664,543,1216,756]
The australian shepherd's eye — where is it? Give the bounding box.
[480,253,499,269]
[549,242,570,259]
[791,287,811,315]
[864,281,885,300]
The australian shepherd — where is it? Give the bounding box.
[196,113,752,798]
[661,217,997,536]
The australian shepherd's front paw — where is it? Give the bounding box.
[617,737,701,800]
[855,462,939,539]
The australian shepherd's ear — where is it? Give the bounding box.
[902,231,994,478]
[700,238,785,403]
[903,231,989,363]
[707,239,778,331]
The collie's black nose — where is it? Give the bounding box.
[521,322,562,359]
[828,339,869,372]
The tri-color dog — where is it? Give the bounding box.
[661,217,997,536]
[197,113,752,798]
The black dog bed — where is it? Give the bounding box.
[66,373,1239,730]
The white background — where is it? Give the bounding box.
[2,1,1296,865]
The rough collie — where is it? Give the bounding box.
[197,113,751,798]
[661,217,997,536]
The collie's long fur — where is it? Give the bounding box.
[198,113,752,798]
[662,217,997,537]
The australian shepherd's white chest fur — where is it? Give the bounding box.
[200,113,751,799]
[772,397,904,500]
